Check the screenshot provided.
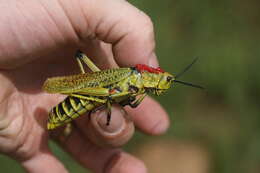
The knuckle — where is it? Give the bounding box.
[140,12,154,30]
[135,12,154,39]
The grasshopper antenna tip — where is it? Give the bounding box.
[176,57,199,79]
[174,79,204,90]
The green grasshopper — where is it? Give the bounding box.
[43,50,203,130]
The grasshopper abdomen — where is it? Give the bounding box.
[47,96,102,129]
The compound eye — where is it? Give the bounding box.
[166,76,172,82]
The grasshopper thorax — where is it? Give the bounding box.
[135,64,174,96]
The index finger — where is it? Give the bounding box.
[78,0,158,67]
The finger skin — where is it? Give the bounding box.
[22,152,68,173]
[0,1,77,69]
[127,96,170,135]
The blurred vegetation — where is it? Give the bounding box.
[1,0,260,172]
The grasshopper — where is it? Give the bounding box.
[43,50,203,130]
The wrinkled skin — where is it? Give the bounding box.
[0,0,169,173]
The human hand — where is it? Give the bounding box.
[0,0,169,172]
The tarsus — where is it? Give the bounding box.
[174,80,204,89]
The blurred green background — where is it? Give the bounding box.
[1,0,260,172]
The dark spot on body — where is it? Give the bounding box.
[129,85,139,93]
[73,97,81,105]
[58,103,66,115]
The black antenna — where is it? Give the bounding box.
[175,57,198,79]
[174,80,204,89]
[174,57,204,90]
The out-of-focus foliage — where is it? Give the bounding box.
[1,0,260,172]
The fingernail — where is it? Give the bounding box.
[96,108,125,133]
[88,106,135,147]
[148,53,159,67]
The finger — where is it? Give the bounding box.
[21,151,68,173]
[62,0,159,67]
[76,105,134,147]
[51,126,146,173]
[127,96,170,135]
